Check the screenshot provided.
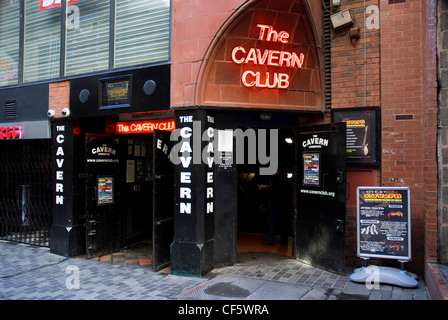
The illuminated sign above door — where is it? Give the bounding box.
[198,2,324,111]
[231,24,305,90]
[116,119,175,134]
[0,126,22,140]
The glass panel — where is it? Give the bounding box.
[0,1,20,86]
[114,0,170,68]
[23,0,61,83]
[65,1,110,76]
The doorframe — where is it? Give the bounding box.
[294,123,347,273]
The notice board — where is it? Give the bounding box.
[356,186,411,261]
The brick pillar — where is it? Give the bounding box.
[380,0,438,273]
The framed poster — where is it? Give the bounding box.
[356,186,411,261]
[100,75,132,110]
[303,152,320,186]
[332,107,380,165]
[97,176,114,205]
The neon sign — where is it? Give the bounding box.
[0,126,22,140]
[231,24,305,90]
[39,0,80,11]
[116,119,175,134]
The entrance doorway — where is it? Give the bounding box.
[236,129,295,258]
[84,129,174,272]
[233,123,347,274]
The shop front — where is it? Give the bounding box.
[50,65,176,271]
[0,84,53,247]
[170,0,349,276]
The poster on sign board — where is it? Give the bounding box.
[356,186,411,261]
[332,107,380,165]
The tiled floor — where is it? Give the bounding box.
[90,233,291,269]
[96,252,153,268]
[237,233,293,257]
[88,239,154,268]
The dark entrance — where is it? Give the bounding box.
[236,129,295,256]
[152,130,174,271]
[121,135,153,247]
[85,134,121,259]
[84,129,174,268]
[232,123,347,274]
[295,123,346,273]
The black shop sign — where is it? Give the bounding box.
[356,186,411,261]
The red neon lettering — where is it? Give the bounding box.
[232,23,305,90]
[0,126,22,140]
[241,71,290,89]
[232,48,305,69]
[242,70,256,87]
[277,73,289,89]
[257,24,290,43]
[267,50,280,66]
[231,47,245,64]
[116,120,175,134]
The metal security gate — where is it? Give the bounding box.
[0,140,52,246]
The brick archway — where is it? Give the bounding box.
[193,0,325,111]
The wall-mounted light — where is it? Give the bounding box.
[47,109,55,118]
[349,27,361,46]
[143,80,157,95]
[79,89,90,103]
[285,137,293,144]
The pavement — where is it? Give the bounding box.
[0,240,432,303]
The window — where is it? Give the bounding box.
[0,0,171,87]
[23,0,61,83]
[65,1,110,76]
[114,0,170,68]
[0,1,20,86]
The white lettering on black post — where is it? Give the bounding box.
[55,125,65,205]
[178,116,193,214]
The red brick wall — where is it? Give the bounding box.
[380,0,438,274]
[49,81,70,119]
[332,0,438,274]
[171,0,245,108]
[331,0,381,109]
[422,0,438,265]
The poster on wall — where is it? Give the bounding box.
[332,107,380,165]
[356,186,411,261]
[97,176,114,205]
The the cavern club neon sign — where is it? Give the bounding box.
[39,0,80,11]
[0,126,22,140]
[116,119,175,134]
[231,24,305,90]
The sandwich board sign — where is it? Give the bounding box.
[356,186,411,260]
[350,186,417,288]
